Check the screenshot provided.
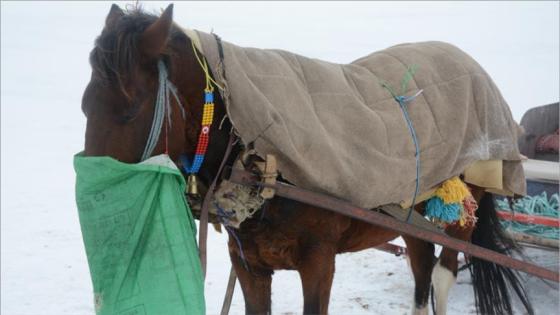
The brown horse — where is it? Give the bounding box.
[82,4,533,315]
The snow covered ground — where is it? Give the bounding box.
[1,1,558,314]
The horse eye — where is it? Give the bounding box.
[119,104,140,124]
[121,113,135,123]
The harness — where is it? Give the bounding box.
[140,36,277,315]
[139,34,239,280]
[140,60,185,161]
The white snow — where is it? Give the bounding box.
[1,1,558,314]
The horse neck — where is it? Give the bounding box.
[170,35,234,185]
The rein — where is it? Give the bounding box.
[140,60,185,161]
[139,34,237,281]
[193,33,238,279]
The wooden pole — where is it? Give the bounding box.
[229,168,559,282]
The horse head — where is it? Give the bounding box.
[82,4,226,170]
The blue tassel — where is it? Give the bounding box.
[425,197,462,223]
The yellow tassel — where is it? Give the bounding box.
[434,176,471,204]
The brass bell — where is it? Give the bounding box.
[187,174,199,196]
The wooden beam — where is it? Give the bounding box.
[229,168,559,282]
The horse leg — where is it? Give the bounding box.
[297,245,336,315]
[431,222,474,315]
[403,235,436,315]
[229,251,272,315]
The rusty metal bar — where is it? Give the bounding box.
[229,169,560,282]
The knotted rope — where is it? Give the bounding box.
[497,192,559,240]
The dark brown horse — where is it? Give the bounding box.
[82,4,533,315]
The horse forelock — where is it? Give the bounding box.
[90,9,153,91]
[89,7,186,99]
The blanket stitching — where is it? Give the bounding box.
[425,42,507,146]
[249,121,274,148]
[428,43,494,155]
[468,74,484,141]
[292,54,339,144]
[340,65,367,104]
[340,65,391,152]
[247,64,489,163]
[281,51,307,86]
[197,32,525,206]
[263,53,340,160]
[349,55,463,160]
[340,65,396,152]
[353,49,486,102]
[376,51,445,155]
[425,42,486,139]
[240,72,278,141]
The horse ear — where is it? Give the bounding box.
[139,4,174,58]
[105,4,124,28]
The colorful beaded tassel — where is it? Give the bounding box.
[181,40,223,195]
[184,89,214,175]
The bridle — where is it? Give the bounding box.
[140,60,185,161]
[139,34,237,279]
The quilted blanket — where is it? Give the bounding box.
[192,30,526,209]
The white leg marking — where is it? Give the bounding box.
[405,255,414,282]
[431,260,456,315]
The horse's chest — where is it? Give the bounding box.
[257,236,300,270]
[234,202,351,271]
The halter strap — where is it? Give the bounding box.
[140,60,185,161]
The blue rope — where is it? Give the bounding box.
[496,192,559,240]
[215,202,234,226]
[225,225,250,271]
[215,202,250,270]
[380,65,423,222]
[395,90,423,222]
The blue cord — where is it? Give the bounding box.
[394,90,423,222]
[225,226,250,271]
[215,202,250,270]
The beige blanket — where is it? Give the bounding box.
[194,30,526,209]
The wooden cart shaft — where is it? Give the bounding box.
[228,168,559,282]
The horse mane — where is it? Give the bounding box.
[89,7,184,98]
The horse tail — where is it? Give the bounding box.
[468,192,534,315]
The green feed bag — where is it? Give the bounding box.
[74,153,205,315]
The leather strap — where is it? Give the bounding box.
[199,132,236,278]
[220,266,237,315]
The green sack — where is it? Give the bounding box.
[74,153,205,315]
